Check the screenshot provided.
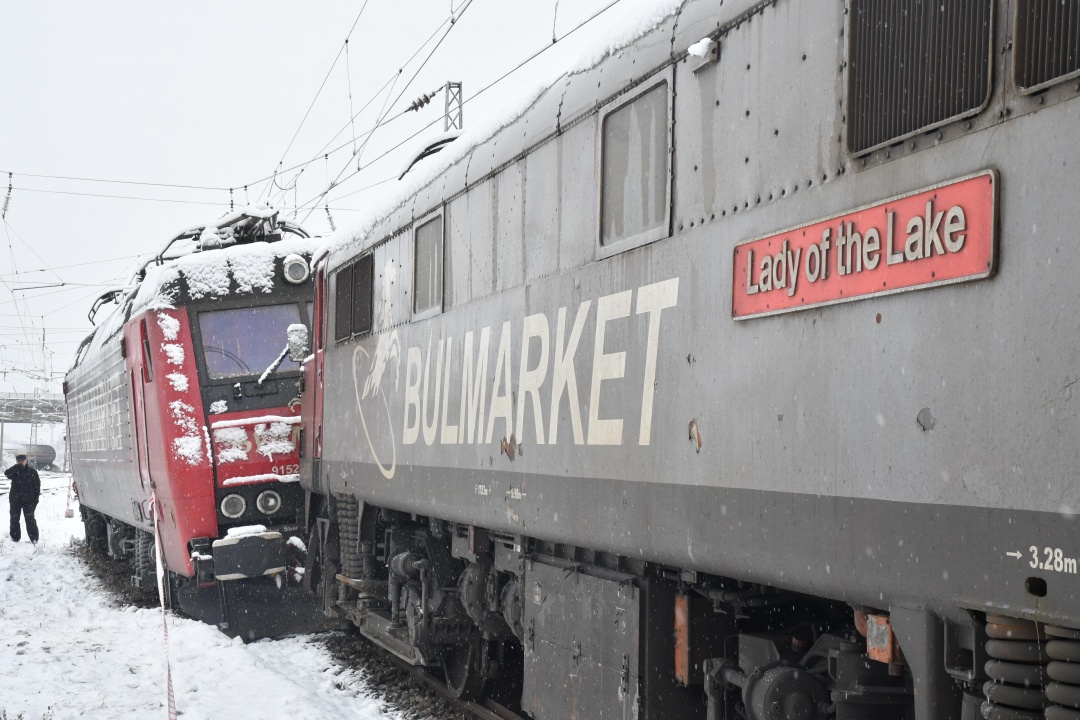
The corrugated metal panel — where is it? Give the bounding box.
[847,0,993,155]
[351,253,374,336]
[333,253,374,341]
[333,264,352,342]
[1014,0,1080,93]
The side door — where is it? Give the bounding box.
[130,319,154,492]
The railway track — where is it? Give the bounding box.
[73,535,524,720]
[384,655,526,720]
[321,629,528,720]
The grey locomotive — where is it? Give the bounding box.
[296,1,1080,718]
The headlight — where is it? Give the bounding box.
[282,254,310,284]
[256,490,282,515]
[220,493,246,519]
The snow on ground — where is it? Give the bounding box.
[0,473,401,720]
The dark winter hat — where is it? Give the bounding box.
[15,454,26,461]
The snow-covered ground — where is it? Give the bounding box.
[0,473,400,720]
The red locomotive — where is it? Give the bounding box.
[66,208,331,639]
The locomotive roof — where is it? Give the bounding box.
[72,216,322,368]
[129,232,322,315]
[324,0,724,269]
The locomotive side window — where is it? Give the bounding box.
[333,255,374,341]
[600,80,670,248]
[1014,0,1080,93]
[198,304,304,379]
[334,263,353,342]
[847,0,993,155]
[414,215,443,315]
[351,253,374,336]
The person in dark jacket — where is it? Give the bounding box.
[6,454,40,543]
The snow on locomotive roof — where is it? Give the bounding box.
[130,233,323,314]
[326,0,685,265]
[80,232,321,363]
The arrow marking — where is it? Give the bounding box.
[1006,551,1023,559]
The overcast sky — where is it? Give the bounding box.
[0,0,634,421]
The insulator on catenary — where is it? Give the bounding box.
[2,172,11,219]
[325,205,336,232]
[407,91,436,112]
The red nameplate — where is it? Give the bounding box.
[732,171,997,320]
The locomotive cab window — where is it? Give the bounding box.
[334,254,374,343]
[413,214,443,316]
[197,303,305,379]
[599,78,671,251]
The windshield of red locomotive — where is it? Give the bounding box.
[197,303,305,379]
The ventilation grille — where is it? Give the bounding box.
[334,264,353,342]
[352,253,374,337]
[848,0,994,155]
[333,253,374,342]
[1015,0,1080,92]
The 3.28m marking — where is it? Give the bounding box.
[1029,546,1078,574]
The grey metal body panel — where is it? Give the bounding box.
[66,326,143,525]
[320,0,1080,630]
[523,561,641,720]
[325,459,1078,626]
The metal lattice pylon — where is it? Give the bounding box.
[0,393,65,424]
[444,82,463,132]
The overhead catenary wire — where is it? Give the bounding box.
[0,253,143,276]
[284,11,456,171]
[299,0,477,223]
[11,186,234,207]
[4,220,66,287]
[346,40,358,156]
[260,0,373,205]
[260,7,465,213]
[0,186,372,212]
[0,169,228,192]
[0,0,628,390]
[292,0,625,220]
[0,0,622,228]
[1,221,41,373]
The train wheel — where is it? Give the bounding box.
[84,511,107,554]
[443,634,488,701]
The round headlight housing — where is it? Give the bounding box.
[220,493,246,519]
[282,254,310,284]
[256,489,282,515]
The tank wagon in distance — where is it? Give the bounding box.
[3,443,58,470]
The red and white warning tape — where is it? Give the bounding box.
[151,493,178,720]
[63,478,75,518]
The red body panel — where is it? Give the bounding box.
[300,262,327,468]
[209,406,302,486]
[129,308,217,575]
